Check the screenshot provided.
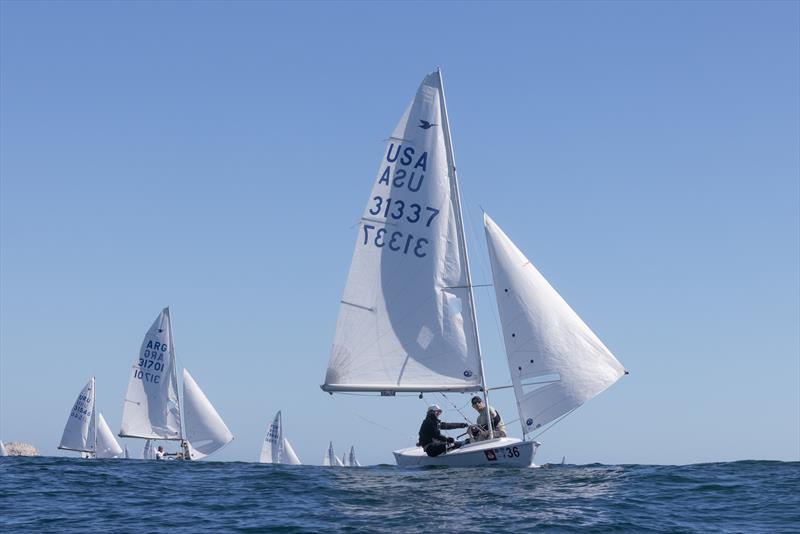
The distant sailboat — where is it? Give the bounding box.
[142,439,156,460]
[259,411,301,465]
[322,70,626,467]
[124,445,130,459]
[323,442,343,467]
[0,440,7,457]
[58,378,97,457]
[347,446,361,467]
[119,308,233,460]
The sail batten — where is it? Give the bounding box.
[322,71,482,393]
[484,214,625,436]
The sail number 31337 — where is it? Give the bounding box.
[362,224,428,258]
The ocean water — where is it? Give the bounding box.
[0,458,797,533]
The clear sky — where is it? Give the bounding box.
[1,1,798,466]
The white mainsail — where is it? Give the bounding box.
[323,442,343,466]
[260,411,301,465]
[0,440,7,456]
[347,446,361,467]
[96,413,124,459]
[59,377,97,453]
[323,70,482,393]
[142,439,156,460]
[182,369,233,460]
[120,308,182,440]
[484,214,626,436]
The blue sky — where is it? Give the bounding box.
[1,1,797,465]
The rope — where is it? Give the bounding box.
[439,393,472,424]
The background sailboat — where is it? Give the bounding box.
[322,442,343,467]
[347,446,361,467]
[58,378,97,457]
[119,308,233,460]
[0,440,7,457]
[259,411,301,465]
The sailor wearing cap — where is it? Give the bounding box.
[417,404,469,457]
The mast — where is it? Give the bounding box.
[166,307,186,449]
[93,377,98,456]
[436,68,494,439]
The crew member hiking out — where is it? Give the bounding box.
[418,404,468,457]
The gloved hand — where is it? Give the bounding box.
[459,423,469,428]
[446,437,455,443]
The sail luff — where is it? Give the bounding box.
[166,307,184,442]
[436,69,494,437]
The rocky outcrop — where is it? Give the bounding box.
[5,442,39,456]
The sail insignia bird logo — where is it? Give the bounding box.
[418,119,437,129]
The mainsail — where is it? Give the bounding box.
[58,377,96,453]
[182,369,233,460]
[484,215,626,436]
[260,411,301,465]
[96,413,124,459]
[120,308,181,440]
[323,70,482,393]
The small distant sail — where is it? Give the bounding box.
[182,369,233,460]
[120,308,182,441]
[142,439,156,460]
[484,215,626,436]
[340,454,348,467]
[323,441,343,467]
[59,377,97,453]
[96,413,124,459]
[0,440,7,457]
[322,71,483,394]
[124,445,130,459]
[348,446,361,467]
[260,411,301,465]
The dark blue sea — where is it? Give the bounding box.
[1,457,797,533]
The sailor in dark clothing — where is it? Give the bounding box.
[418,404,469,457]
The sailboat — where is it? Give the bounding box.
[124,445,130,459]
[321,70,626,467]
[119,307,234,460]
[322,442,344,467]
[346,446,361,467]
[0,440,8,457]
[142,439,156,460]
[259,411,301,465]
[58,378,124,458]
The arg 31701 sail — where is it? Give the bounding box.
[322,70,626,467]
[119,308,233,460]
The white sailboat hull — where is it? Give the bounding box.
[393,437,538,467]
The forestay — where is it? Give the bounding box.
[120,308,182,440]
[323,70,481,393]
[59,377,96,453]
[96,413,124,459]
[182,369,233,460]
[484,215,626,436]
